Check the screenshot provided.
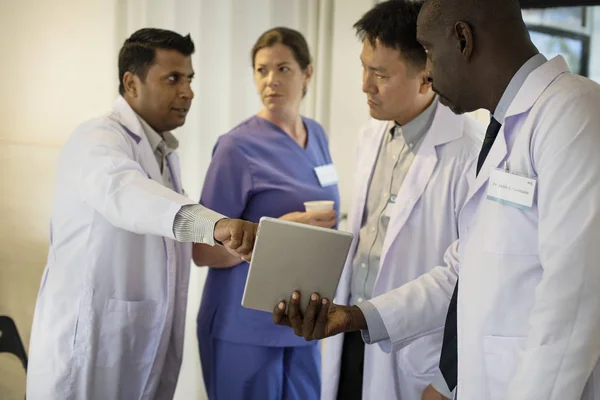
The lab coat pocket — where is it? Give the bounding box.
[483,200,538,255]
[96,298,160,368]
[483,335,526,400]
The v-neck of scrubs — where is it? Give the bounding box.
[255,115,311,151]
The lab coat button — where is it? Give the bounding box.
[357,298,364,303]
[361,263,367,269]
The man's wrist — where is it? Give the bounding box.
[213,218,228,245]
[348,305,368,331]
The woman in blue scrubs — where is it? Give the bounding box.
[193,27,340,400]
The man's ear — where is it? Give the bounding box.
[454,21,474,59]
[122,72,140,98]
[418,67,432,95]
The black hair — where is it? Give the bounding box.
[118,28,195,95]
[354,0,426,70]
[425,0,523,29]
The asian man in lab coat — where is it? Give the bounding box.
[274,0,600,399]
[322,2,483,399]
[26,28,257,400]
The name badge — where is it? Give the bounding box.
[487,168,536,209]
[314,164,339,187]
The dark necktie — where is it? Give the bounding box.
[438,117,502,391]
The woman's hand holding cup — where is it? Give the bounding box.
[279,200,336,229]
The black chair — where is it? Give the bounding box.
[0,316,28,371]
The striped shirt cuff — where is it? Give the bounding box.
[357,300,390,344]
[173,204,226,245]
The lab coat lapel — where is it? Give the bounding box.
[334,120,386,306]
[505,55,569,119]
[110,96,164,185]
[465,56,570,204]
[348,120,388,236]
[380,104,463,269]
[466,125,508,202]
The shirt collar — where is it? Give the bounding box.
[391,96,438,146]
[136,114,179,153]
[493,53,547,124]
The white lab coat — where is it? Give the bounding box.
[368,56,600,400]
[322,104,483,400]
[26,97,198,399]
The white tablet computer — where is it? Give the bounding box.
[241,217,354,313]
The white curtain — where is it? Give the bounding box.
[115,1,334,398]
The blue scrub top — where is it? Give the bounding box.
[198,115,341,347]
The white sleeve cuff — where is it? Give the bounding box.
[357,301,390,344]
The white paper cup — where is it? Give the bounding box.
[304,200,335,211]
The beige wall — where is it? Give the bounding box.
[0,1,118,397]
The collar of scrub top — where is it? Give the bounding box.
[389,95,439,148]
[136,114,179,155]
[493,53,547,124]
